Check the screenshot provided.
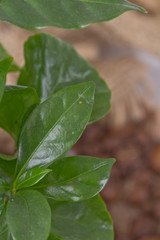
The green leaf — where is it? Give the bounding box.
[0,85,40,140]
[6,190,51,240]
[0,0,146,30]
[0,196,4,215]
[48,195,114,240]
[16,168,52,190]
[36,156,115,201]
[0,198,7,235]
[0,154,17,178]
[0,221,8,238]
[0,171,13,187]
[16,82,95,176]
[48,233,61,240]
[0,179,10,194]
[0,197,12,239]
[0,230,12,240]
[18,33,110,122]
[0,220,7,235]
[0,58,13,102]
[0,228,8,240]
[0,43,19,72]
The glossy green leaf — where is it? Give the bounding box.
[48,195,114,240]
[16,82,95,177]
[18,33,111,122]
[0,58,13,102]
[0,154,17,178]
[16,167,52,190]
[0,179,10,194]
[0,0,146,30]
[0,43,19,72]
[6,190,51,240]
[0,85,40,140]
[36,156,115,201]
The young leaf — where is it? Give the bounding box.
[0,179,10,194]
[18,33,111,122]
[0,85,40,140]
[0,43,19,72]
[16,168,52,190]
[48,195,114,240]
[0,58,13,102]
[35,156,115,201]
[0,154,17,178]
[0,0,146,30]
[6,190,51,240]
[16,82,95,176]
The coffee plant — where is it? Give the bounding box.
[0,1,145,240]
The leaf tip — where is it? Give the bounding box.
[125,1,147,14]
[138,6,147,14]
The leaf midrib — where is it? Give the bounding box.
[6,0,136,8]
[70,0,133,8]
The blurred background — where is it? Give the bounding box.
[0,0,160,239]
